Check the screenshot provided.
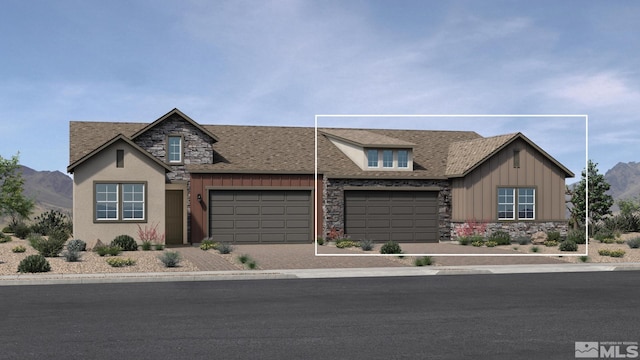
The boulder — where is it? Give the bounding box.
[531,231,548,245]
[86,238,104,251]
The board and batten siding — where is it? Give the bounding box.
[190,173,322,242]
[451,138,568,222]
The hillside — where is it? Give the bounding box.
[20,165,72,213]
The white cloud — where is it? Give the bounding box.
[546,72,640,108]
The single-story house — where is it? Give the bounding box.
[67,108,574,245]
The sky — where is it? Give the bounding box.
[1,0,638,181]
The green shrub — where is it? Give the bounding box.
[238,254,249,264]
[12,245,26,253]
[18,254,51,273]
[31,210,72,236]
[62,250,81,262]
[94,245,122,257]
[111,235,138,251]
[485,241,497,247]
[380,241,402,254]
[471,241,484,247]
[158,251,181,267]
[141,241,152,251]
[2,226,11,233]
[530,246,540,253]
[515,236,530,245]
[247,261,257,270]
[559,240,578,252]
[0,232,11,243]
[598,249,625,258]
[154,244,165,251]
[316,237,325,246]
[336,239,358,248]
[601,238,614,244]
[566,228,586,244]
[29,231,68,257]
[579,256,589,263]
[359,239,374,251]
[458,236,471,245]
[66,239,86,252]
[594,228,615,242]
[106,257,136,267]
[217,243,233,254]
[200,239,218,250]
[414,256,433,266]
[627,238,640,249]
[487,230,511,245]
[543,240,558,247]
[14,223,31,239]
[546,231,561,242]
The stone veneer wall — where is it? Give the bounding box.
[134,114,215,241]
[450,221,569,241]
[323,177,452,241]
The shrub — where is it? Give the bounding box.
[627,238,640,249]
[515,236,530,245]
[247,261,257,270]
[485,241,497,247]
[62,250,81,262]
[579,256,589,263]
[154,244,165,251]
[14,223,31,239]
[336,239,358,248]
[111,235,138,251]
[546,231,561,242]
[66,239,86,252]
[559,240,578,252]
[380,241,402,254]
[316,237,325,246]
[458,236,471,245]
[106,257,136,267]
[18,254,51,273]
[31,210,72,236]
[566,228,586,244]
[471,240,484,247]
[487,230,511,245]
[598,249,625,258]
[94,245,122,257]
[12,245,26,253]
[159,251,181,267]
[414,256,433,266]
[359,239,374,251]
[2,226,11,233]
[141,241,152,251]
[29,231,68,257]
[0,232,11,243]
[238,254,249,264]
[543,240,558,247]
[217,243,233,254]
[594,228,615,242]
[531,246,540,253]
[136,223,165,247]
[200,239,218,250]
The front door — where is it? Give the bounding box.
[165,190,184,245]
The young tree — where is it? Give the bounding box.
[569,160,613,229]
[0,153,35,226]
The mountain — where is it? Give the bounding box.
[19,165,72,213]
[604,162,640,209]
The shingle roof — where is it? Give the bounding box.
[446,133,518,176]
[319,129,416,148]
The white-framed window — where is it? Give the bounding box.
[95,183,146,221]
[96,184,118,220]
[382,150,393,168]
[168,136,182,163]
[122,184,145,220]
[367,149,379,167]
[498,187,535,220]
[398,150,408,168]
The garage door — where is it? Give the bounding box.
[209,190,311,243]
[344,190,439,243]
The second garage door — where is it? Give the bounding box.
[344,190,439,243]
[209,190,311,243]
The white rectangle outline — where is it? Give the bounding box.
[314,114,589,257]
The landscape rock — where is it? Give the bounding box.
[86,238,104,251]
[531,231,548,245]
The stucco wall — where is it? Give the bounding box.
[72,140,167,243]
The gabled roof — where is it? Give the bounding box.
[67,134,173,173]
[130,108,219,143]
[320,128,416,148]
[446,132,574,177]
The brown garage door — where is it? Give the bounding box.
[344,190,439,243]
[209,190,311,243]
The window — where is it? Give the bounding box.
[168,136,182,163]
[498,187,535,220]
[95,183,146,221]
[116,150,124,168]
[367,149,379,167]
[398,150,408,168]
[96,184,118,220]
[383,150,393,168]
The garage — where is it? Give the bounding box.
[209,190,312,243]
[344,190,439,242]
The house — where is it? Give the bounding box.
[67,108,574,245]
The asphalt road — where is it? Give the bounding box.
[1,272,638,360]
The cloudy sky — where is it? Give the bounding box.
[1,0,637,179]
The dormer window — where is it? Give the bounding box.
[367,149,379,167]
[398,150,408,168]
[383,150,393,168]
[168,136,183,163]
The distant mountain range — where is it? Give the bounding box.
[605,162,640,209]
[20,165,72,214]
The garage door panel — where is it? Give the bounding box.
[345,190,439,243]
[210,190,311,244]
